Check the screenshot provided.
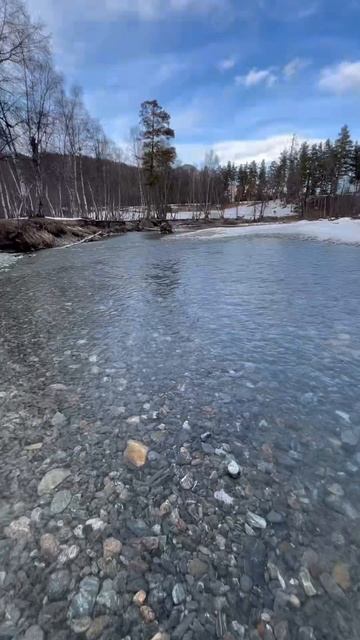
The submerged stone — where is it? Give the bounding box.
[124,440,148,467]
[214,489,234,505]
[50,490,72,514]
[38,468,70,496]
[172,583,186,605]
[299,568,317,597]
[332,563,351,590]
[51,412,67,428]
[47,570,71,601]
[247,511,267,529]
[227,460,240,478]
[70,576,100,619]
[341,429,359,448]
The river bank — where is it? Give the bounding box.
[1,216,360,257]
[0,218,131,253]
[0,217,254,254]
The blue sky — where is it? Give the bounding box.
[28,0,360,165]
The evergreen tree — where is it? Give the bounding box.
[298,142,311,201]
[334,124,354,192]
[247,161,258,200]
[257,160,267,201]
[139,99,176,218]
[237,164,249,200]
[277,150,288,200]
[351,143,360,191]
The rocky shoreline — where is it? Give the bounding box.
[1,387,359,640]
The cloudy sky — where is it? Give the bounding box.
[27,0,360,166]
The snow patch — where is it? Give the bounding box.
[170,200,295,221]
[183,218,360,245]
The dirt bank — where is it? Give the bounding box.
[0,218,129,253]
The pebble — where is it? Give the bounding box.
[267,510,285,524]
[324,494,358,519]
[214,489,234,505]
[103,537,122,560]
[37,468,70,496]
[126,415,141,425]
[299,568,317,597]
[245,523,256,536]
[86,518,106,531]
[47,570,71,601]
[96,579,119,611]
[188,558,208,578]
[140,605,156,623]
[40,533,60,559]
[336,410,351,423]
[70,617,92,634]
[240,575,253,592]
[180,473,194,490]
[332,563,351,590]
[176,447,192,465]
[150,634,170,640]
[50,489,72,514]
[86,616,111,640]
[247,511,267,529]
[173,612,196,639]
[4,516,31,540]
[58,544,79,564]
[25,442,43,451]
[24,625,44,640]
[51,412,67,427]
[227,460,240,478]
[340,429,359,448]
[70,576,100,619]
[133,590,147,606]
[124,440,149,467]
[274,620,289,640]
[231,622,245,639]
[172,583,186,604]
[326,483,344,497]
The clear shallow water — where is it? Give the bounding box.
[2,233,359,429]
[1,233,360,639]
[0,252,20,271]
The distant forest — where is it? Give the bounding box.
[1,0,360,220]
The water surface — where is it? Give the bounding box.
[1,232,360,639]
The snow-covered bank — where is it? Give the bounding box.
[170,200,296,221]
[184,218,360,245]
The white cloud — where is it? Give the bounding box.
[28,0,225,24]
[217,57,236,72]
[177,134,322,166]
[172,106,203,135]
[319,61,360,94]
[236,67,277,88]
[283,57,309,78]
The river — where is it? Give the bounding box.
[0,231,360,639]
